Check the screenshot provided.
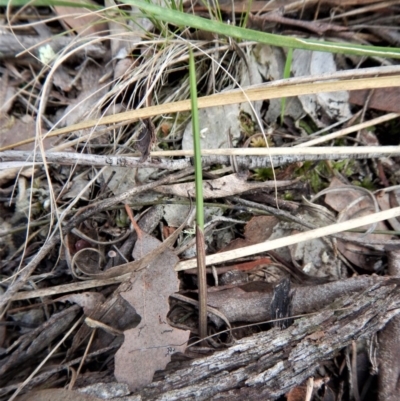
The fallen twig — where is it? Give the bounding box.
[2,145,400,170]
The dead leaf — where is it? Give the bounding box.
[62,176,92,200]
[240,45,303,124]
[377,190,400,232]
[162,225,176,238]
[54,0,108,36]
[105,0,154,62]
[156,173,297,199]
[114,57,137,80]
[0,71,15,117]
[114,232,190,391]
[286,386,307,401]
[291,50,352,126]
[0,115,57,151]
[325,178,391,270]
[56,292,105,315]
[324,177,372,212]
[182,104,242,151]
[349,86,400,113]
[219,215,279,252]
[60,64,110,128]
[134,119,156,162]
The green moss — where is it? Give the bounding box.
[352,177,376,191]
[332,159,355,177]
[158,142,169,150]
[116,209,129,228]
[252,167,275,181]
[283,191,294,201]
[297,117,318,136]
[295,161,327,193]
[239,111,256,137]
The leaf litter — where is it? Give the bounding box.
[1,1,400,400]
[114,232,189,391]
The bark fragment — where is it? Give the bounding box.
[127,279,400,401]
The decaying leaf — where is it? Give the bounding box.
[0,115,57,151]
[240,45,303,124]
[291,50,352,126]
[62,176,92,200]
[156,173,297,199]
[114,232,190,391]
[53,0,108,36]
[350,86,400,113]
[60,64,110,128]
[220,215,279,252]
[105,0,154,62]
[324,178,391,270]
[134,119,156,162]
[56,292,105,315]
[377,189,400,232]
[182,104,242,151]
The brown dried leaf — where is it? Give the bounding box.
[349,87,400,113]
[60,65,110,128]
[134,119,156,162]
[219,215,278,252]
[324,177,372,212]
[56,292,105,315]
[286,386,307,401]
[114,233,189,391]
[54,0,108,36]
[0,71,15,117]
[325,178,391,270]
[0,115,57,151]
[377,190,400,232]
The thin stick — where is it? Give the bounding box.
[68,328,96,390]
[149,145,400,157]
[124,204,143,242]
[295,113,399,148]
[2,146,400,174]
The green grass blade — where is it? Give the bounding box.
[4,0,101,8]
[189,47,204,230]
[118,0,400,59]
[189,48,207,341]
[10,0,400,58]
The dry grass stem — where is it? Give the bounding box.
[1,67,399,152]
[176,206,400,271]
